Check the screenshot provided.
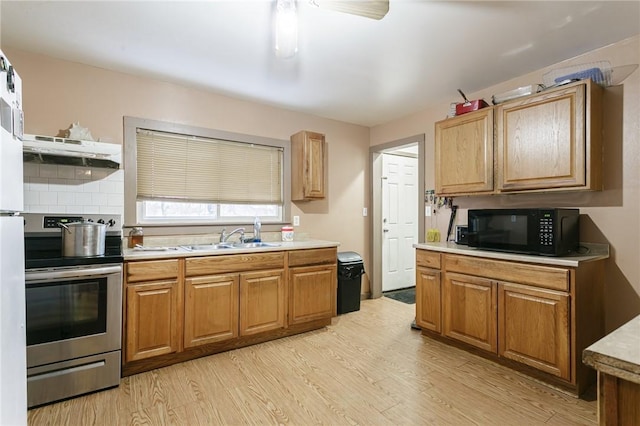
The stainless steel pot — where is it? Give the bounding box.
[60,221,107,257]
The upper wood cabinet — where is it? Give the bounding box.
[434,79,602,196]
[496,80,602,192]
[435,108,494,195]
[291,130,326,200]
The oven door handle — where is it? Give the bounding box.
[25,265,122,283]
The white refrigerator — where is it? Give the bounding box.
[0,49,27,425]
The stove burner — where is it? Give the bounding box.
[23,213,123,269]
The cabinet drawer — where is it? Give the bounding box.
[288,248,337,267]
[444,254,569,291]
[416,250,441,269]
[126,259,180,283]
[186,252,285,276]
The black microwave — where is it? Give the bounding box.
[467,208,579,256]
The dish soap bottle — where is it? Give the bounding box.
[253,217,261,242]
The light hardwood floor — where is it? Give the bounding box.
[28,297,597,425]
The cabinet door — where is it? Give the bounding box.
[291,131,325,200]
[125,280,181,362]
[443,272,497,353]
[289,265,336,325]
[498,282,570,380]
[496,83,586,191]
[305,133,325,198]
[184,274,239,348]
[239,269,286,336]
[416,267,441,333]
[435,108,494,195]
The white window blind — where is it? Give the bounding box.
[136,129,283,204]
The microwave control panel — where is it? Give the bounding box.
[539,216,554,246]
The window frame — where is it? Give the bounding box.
[123,117,291,233]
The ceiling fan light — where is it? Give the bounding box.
[311,0,389,20]
[275,0,298,59]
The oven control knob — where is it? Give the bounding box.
[87,219,94,222]
[107,219,116,227]
[97,219,105,224]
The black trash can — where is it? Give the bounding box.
[337,251,365,315]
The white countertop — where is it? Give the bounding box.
[583,315,640,385]
[413,241,609,267]
[124,239,340,261]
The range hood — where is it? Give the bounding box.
[22,134,121,169]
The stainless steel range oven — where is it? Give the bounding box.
[23,213,123,408]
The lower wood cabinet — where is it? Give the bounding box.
[125,259,182,363]
[415,248,604,395]
[239,269,286,336]
[599,373,640,425]
[287,247,337,325]
[123,247,337,376]
[415,267,441,333]
[443,272,497,353]
[499,282,570,380]
[184,274,239,348]
[125,279,181,362]
[289,264,336,325]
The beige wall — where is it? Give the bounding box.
[8,35,640,318]
[371,35,640,331]
[5,47,373,293]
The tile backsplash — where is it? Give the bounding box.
[23,163,124,215]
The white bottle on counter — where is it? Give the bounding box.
[281,226,294,242]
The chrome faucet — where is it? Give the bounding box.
[220,227,245,243]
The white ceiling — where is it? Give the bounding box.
[1,1,639,127]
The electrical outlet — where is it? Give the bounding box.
[293,215,300,226]
[363,207,368,216]
[425,206,432,217]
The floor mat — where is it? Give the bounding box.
[383,287,416,304]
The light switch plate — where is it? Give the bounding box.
[425,206,432,217]
[293,215,300,226]
[363,207,368,216]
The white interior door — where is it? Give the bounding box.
[382,153,418,292]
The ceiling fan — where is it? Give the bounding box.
[309,0,390,20]
[275,0,389,59]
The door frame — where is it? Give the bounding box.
[369,134,425,299]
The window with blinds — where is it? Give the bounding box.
[124,118,288,226]
[136,129,283,205]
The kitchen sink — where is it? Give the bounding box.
[231,242,281,248]
[180,243,233,251]
[180,242,281,251]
